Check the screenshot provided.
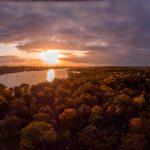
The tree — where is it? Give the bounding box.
[1,116,22,133]
[0,95,7,118]
[119,133,148,150]
[89,105,105,126]
[78,104,91,118]
[129,118,142,132]
[105,104,115,117]
[14,87,24,98]
[79,125,121,150]
[55,104,67,115]
[59,108,78,128]
[114,105,125,117]
[0,83,6,91]
[78,104,91,127]
[33,113,52,123]
[77,94,98,107]
[20,121,57,150]
[79,125,98,149]
[10,98,26,111]
[59,109,77,123]
[72,82,98,98]
[38,105,52,114]
[0,95,5,106]
[91,105,103,116]
[115,94,131,107]
[133,95,145,110]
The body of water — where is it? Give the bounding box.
[0,69,68,87]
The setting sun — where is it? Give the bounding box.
[38,50,65,65]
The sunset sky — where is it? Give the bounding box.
[0,0,150,66]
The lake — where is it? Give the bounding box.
[0,69,68,87]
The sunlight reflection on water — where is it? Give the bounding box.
[47,69,55,82]
[0,69,68,87]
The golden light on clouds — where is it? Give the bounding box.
[38,50,65,65]
[37,50,88,66]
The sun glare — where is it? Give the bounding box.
[47,69,55,81]
[38,50,64,65]
[38,49,88,66]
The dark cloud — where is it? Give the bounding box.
[61,49,150,66]
[0,0,150,65]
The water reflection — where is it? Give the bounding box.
[47,69,55,82]
[0,69,68,87]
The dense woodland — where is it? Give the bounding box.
[0,67,150,150]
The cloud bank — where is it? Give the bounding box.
[0,0,150,65]
[0,55,45,66]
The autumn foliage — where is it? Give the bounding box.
[0,67,150,150]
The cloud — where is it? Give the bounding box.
[0,55,45,66]
[0,0,150,65]
[16,39,82,52]
[61,49,150,66]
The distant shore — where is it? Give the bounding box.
[1,66,150,75]
[0,66,68,75]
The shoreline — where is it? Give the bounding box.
[0,66,68,75]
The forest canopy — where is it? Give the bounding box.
[0,67,150,150]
